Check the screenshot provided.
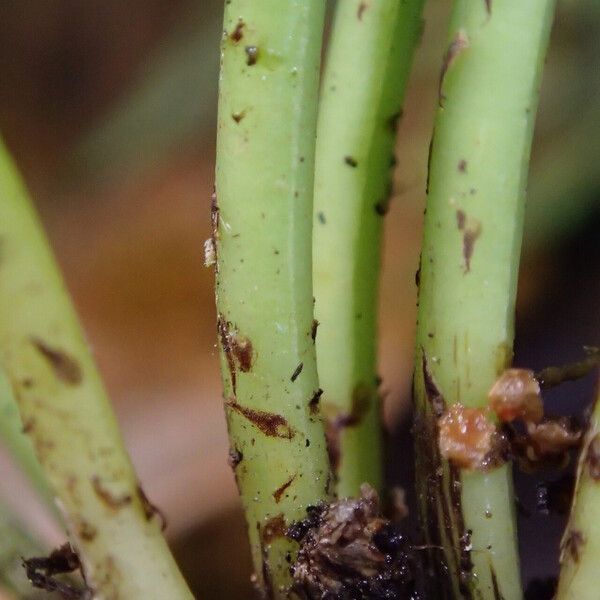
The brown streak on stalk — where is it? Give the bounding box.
[455,211,481,273]
[309,389,323,415]
[273,474,297,503]
[485,0,492,16]
[291,362,303,382]
[226,398,295,439]
[137,485,167,530]
[311,319,319,341]
[490,565,505,600]
[562,529,585,563]
[357,2,368,20]
[217,316,254,395]
[587,433,600,479]
[439,30,469,106]
[91,477,132,510]
[261,514,287,544]
[31,338,82,385]
[229,20,245,43]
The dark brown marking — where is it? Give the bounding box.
[23,544,87,599]
[91,477,132,510]
[587,433,600,479]
[229,19,245,42]
[291,362,304,382]
[357,2,368,20]
[232,110,246,123]
[210,188,220,268]
[463,222,481,273]
[77,520,97,541]
[226,398,295,439]
[137,485,167,530]
[22,417,35,434]
[425,135,434,194]
[457,159,467,173]
[261,513,287,544]
[309,389,323,415]
[485,0,492,16]
[375,200,389,216]
[456,209,466,230]
[273,474,297,503]
[31,338,82,385]
[245,45,259,66]
[317,212,326,225]
[490,565,504,600]
[217,316,254,394]
[439,30,469,106]
[388,109,403,132]
[311,319,319,341]
[228,447,244,469]
[325,420,341,474]
[563,529,585,563]
[344,155,358,167]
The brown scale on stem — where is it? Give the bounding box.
[226,398,295,439]
[31,338,82,385]
[217,315,254,395]
[439,30,470,106]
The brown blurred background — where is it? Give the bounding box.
[0,0,599,597]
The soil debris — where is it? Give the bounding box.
[23,544,89,599]
[288,485,421,599]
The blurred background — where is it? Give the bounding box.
[0,0,598,597]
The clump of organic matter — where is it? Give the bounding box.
[288,484,422,599]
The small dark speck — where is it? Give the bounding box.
[344,156,358,167]
[229,20,245,43]
[458,159,467,173]
[305,439,310,447]
[232,111,245,123]
[299,156,305,163]
[357,2,368,20]
[245,46,259,66]
[317,212,326,225]
[374,201,388,216]
[291,363,304,382]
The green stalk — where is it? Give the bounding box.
[214,1,330,597]
[313,0,424,497]
[413,2,555,599]
[0,500,45,598]
[0,372,55,511]
[557,388,600,599]
[0,139,193,599]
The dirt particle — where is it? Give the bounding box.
[232,110,246,123]
[317,212,326,225]
[485,0,492,15]
[562,529,585,563]
[245,45,259,66]
[488,368,543,423]
[226,398,295,439]
[23,544,87,599]
[309,389,323,415]
[289,485,420,598]
[229,19,245,42]
[456,209,466,230]
[31,338,82,385]
[228,447,243,469]
[374,200,389,216]
[439,30,470,105]
[357,2,368,20]
[91,477,132,510]
[457,159,467,173]
[344,155,358,168]
[273,474,296,503]
[587,433,600,479]
[291,362,303,382]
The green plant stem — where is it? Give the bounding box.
[0,139,193,599]
[413,1,555,599]
[0,372,56,512]
[557,390,600,598]
[214,2,330,597]
[0,500,45,598]
[312,0,424,498]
